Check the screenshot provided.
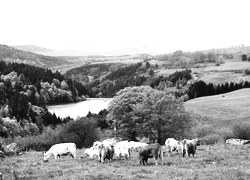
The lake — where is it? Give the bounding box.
[47,98,112,119]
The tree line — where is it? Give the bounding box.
[188,80,250,99]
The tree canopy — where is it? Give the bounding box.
[107,86,191,144]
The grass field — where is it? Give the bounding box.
[0,143,250,180]
[185,88,250,140]
[185,88,250,122]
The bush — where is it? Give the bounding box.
[244,69,250,75]
[17,117,101,150]
[195,124,215,138]
[201,134,222,145]
[242,54,247,61]
[232,123,250,139]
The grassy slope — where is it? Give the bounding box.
[1,144,250,180]
[185,88,250,122]
[185,88,250,138]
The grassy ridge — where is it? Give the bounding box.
[0,144,250,179]
[185,88,250,122]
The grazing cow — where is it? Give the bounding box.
[84,147,99,158]
[181,138,200,158]
[114,140,131,159]
[93,141,102,149]
[98,143,114,163]
[139,143,163,166]
[165,138,182,155]
[225,138,250,145]
[43,143,76,161]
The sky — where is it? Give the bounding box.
[1,0,250,55]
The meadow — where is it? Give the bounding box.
[0,143,250,180]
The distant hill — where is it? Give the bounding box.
[14,45,53,54]
[0,44,69,69]
[40,47,146,57]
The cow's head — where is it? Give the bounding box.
[43,151,49,162]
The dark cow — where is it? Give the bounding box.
[139,143,163,166]
[98,143,114,163]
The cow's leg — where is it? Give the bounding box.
[154,156,158,166]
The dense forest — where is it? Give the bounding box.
[0,61,90,138]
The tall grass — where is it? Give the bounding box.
[233,123,250,139]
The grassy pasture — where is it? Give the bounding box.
[185,88,250,122]
[185,88,250,140]
[0,144,250,180]
[198,71,250,85]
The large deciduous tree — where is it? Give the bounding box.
[107,86,191,144]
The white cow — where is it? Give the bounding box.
[114,140,131,159]
[102,138,120,147]
[93,141,102,149]
[98,143,114,162]
[84,147,99,158]
[129,141,148,152]
[165,138,182,155]
[43,143,76,161]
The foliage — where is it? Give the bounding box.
[241,54,247,61]
[86,109,110,130]
[156,50,223,68]
[244,69,250,75]
[150,69,192,89]
[87,63,147,97]
[0,61,90,134]
[232,123,250,139]
[106,63,142,81]
[17,117,101,150]
[0,61,88,104]
[188,80,250,99]
[107,86,191,144]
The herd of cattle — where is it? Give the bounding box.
[43,137,201,166]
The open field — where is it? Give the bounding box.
[0,144,250,180]
[185,88,250,122]
[185,88,250,139]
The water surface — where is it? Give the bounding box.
[47,98,112,119]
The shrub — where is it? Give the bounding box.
[195,124,215,138]
[232,123,250,139]
[61,117,101,148]
[17,117,101,150]
[201,134,222,145]
[244,69,250,75]
[242,54,247,61]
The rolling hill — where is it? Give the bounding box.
[185,88,250,122]
[14,45,53,54]
[0,44,69,69]
[185,88,250,139]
